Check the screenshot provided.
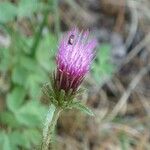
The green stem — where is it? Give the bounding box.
[53,0,60,39]
[30,10,48,57]
[42,105,62,150]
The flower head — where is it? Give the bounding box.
[55,28,97,93]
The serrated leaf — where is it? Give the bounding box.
[75,88,86,96]
[0,2,17,23]
[6,87,26,112]
[16,101,47,127]
[70,101,94,116]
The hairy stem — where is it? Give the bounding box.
[42,105,62,150]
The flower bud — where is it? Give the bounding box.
[55,28,97,93]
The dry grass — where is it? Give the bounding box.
[56,0,150,149]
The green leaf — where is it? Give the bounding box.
[16,101,47,127]
[26,70,47,98]
[12,55,48,98]
[20,56,38,71]
[0,2,17,23]
[12,66,27,86]
[70,101,94,116]
[6,87,26,112]
[92,43,115,84]
[0,133,11,150]
[36,33,57,71]
[17,0,44,18]
[26,75,41,98]
[119,132,130,150]
[0,111,19,127]
[0,48,10,72]
[44,104,56,129]
[9,131,24,147]
[9,130,41,149]
[0,132,17,150]
[22,129,41,148]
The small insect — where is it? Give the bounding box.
[68,34,74,45]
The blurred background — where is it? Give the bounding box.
[0,0,150,149]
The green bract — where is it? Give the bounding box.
[43,73,94,116]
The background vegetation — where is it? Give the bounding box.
[0,0,149,149]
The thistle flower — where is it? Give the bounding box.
[42,29,97,150]
[55,28,97,93]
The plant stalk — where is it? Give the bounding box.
[42,105,62,150]
[53,0,60,39]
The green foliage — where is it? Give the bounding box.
[0,0,46,23]
[36,33,57,72]
[0,2,17,23]
[70,100,94,116]
[92,43,115,84]
[119,132,132,150]
[0,0,57,149]
[43,78,94,116]
[16,100,47,127]
[17,0,44,18]
[0,132,12,150]
[0,111,19,128]
[0,1,115,149]
[11,55,48,98]
[0,129,42,150]
[6,87,26,112]
[0,47,10,71]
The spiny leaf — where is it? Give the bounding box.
[70,101,94,116]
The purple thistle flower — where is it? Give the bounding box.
[55,28,97,93]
